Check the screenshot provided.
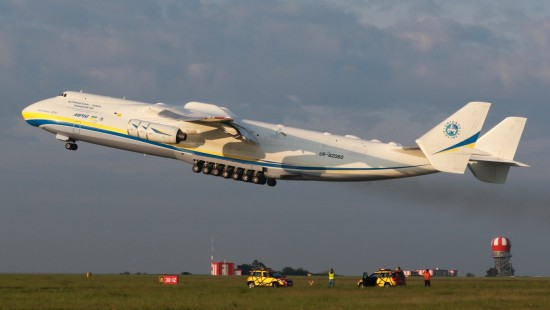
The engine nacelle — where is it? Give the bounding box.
[128,119,187,144]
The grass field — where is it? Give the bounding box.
[0,274,549,309]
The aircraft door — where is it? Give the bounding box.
[73,121,82,135]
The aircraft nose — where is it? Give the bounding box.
[22,102,41,127]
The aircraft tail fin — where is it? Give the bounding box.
[468,117,528,184]
[473,117,527,161]
[415,102,491,174]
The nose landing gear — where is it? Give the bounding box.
[64,142,78,151]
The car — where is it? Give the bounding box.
[357,269,406,288]
[272,272,293,287]
[247,269,293,288]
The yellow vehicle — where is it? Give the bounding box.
[247,269,293,288]
[357,269,406,288]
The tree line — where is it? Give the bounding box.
[237,259,314,275]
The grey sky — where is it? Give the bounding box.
[2,1,549,276]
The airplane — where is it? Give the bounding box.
[22,91,528,187]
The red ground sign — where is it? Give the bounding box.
[162,275,178,285]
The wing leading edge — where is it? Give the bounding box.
[155,101,258,143]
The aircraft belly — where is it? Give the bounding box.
[78,129,177,159]
[43,123,178,159]
[301,167,437,181]
[264,145,436,181]
[42,124,75,139]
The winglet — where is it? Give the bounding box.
[416,102,491,174]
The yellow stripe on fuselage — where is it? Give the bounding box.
[23,110,267,165]
[22,111,410,175]
[22,111,126,134]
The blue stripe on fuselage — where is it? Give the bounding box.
[31,118,426,172]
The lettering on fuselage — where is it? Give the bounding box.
[73,113,102,122]
[74,113,90,119]
[318,151,344,159]
[38,109,56,115]
[69,101,102,110]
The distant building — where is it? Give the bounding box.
[404,268,458,277]
[211,261,235,276]
[209,237,236,276]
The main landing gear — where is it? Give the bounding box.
[192,160,277,187]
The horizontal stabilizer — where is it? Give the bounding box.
[416,102,491,174]
[468,117,528,183]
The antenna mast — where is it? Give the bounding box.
[211,236,214,263]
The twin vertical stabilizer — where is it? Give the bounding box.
[468,117,528,183]
[415,102,491,174]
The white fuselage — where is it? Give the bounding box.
[22,92,437,182]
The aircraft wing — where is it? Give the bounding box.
[153,101,258,143]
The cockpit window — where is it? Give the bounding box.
[58,92,67,97]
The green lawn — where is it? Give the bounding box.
[0,274,548,309]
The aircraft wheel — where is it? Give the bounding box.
[65,143,78,151]
[192,165,201,173]
[232,172,241,180]
[242,174,251,182]
[202,166,211,174]
[267,178,277,187]
[222,170,231,178]
[252,175,261,184]
[211,168,220,176]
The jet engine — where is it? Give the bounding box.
[127,119,187,144]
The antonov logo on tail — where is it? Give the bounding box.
[444,121,461,139]
[22,91,529,186]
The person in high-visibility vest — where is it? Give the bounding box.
[328,268,335,287]
[423,269,431,287]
